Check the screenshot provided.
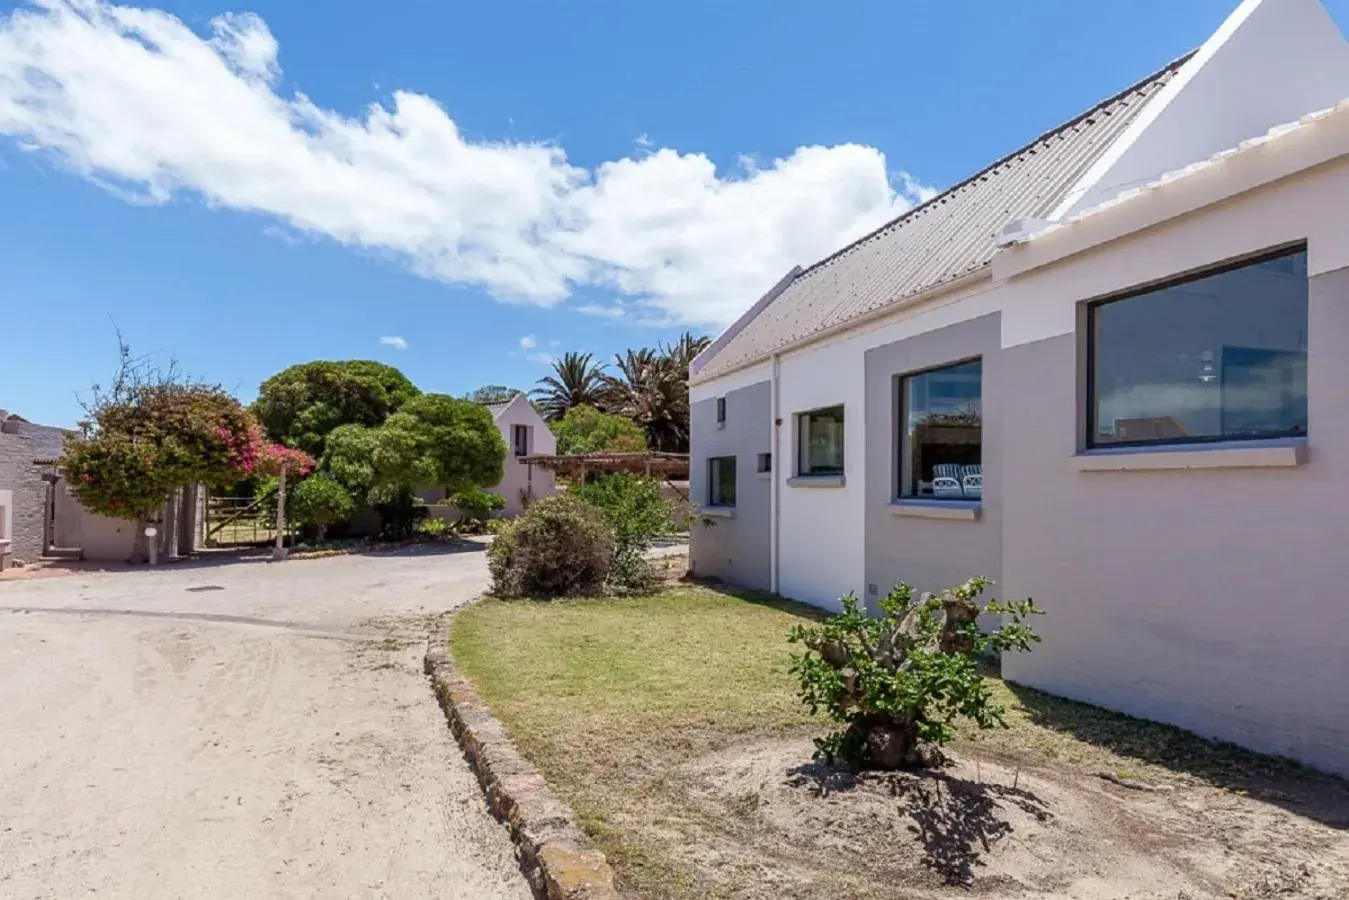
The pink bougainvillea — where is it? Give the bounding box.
[253,438,316,478]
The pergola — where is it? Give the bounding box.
[519,451,689,481]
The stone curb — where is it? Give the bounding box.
[425,629,619,900]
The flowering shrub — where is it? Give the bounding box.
[63,384,259,523]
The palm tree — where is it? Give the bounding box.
[600,333,710,452]
[531,352,606,421]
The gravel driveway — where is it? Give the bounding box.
[0,545,531,899]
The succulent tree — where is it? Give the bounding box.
[788,578,1042,770]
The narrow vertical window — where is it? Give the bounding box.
[715,397,727,426]
[708,456,737,507]
[512,424,530,457]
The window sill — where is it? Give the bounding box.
[757,472,773,480]
[889,500,981,520]
[1075,438,1307,472]
[787,475,846,489]
[701,506,736,519]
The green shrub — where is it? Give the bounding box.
[287,474,356,539]
[788,578,1042,770]
[449,487,506,533]
[488,494,614,598]
[572,474,674,591]
[416,516,458,538]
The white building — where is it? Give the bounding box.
[689,0,1349,777]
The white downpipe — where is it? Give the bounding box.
[770,353,781,595]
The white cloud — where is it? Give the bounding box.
[380,335,408,349]
[526,351,555,366]
[518,334,537,349]
[575,304,625,320]
[0,1,934,328]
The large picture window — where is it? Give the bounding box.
[708,456,736,507]
[797,406,845,475]
[1089,248,1308,447]
[899,360,982,500]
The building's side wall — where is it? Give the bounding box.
[0,419,67,563]
[689,381,772,591]
[863,315,1003,607]
[491,398,557,517]
[1000,269,1349,777]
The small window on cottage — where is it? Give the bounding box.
[708,456,737,507]
[900,360,982,500]
[715,397,727,426]
[757,452,772,474]
[796,406,845,476]
[511,424,530,457]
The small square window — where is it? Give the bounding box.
[899,360,981,500]
[757,452,772,474]
[796,406,845,476]
[708,456,736,507]
[715,397,727,426]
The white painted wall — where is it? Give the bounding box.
[1057,0,1349,218]
[775,339,864,609]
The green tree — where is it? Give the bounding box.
[388,393,506,492]
[323,394,505,537]
[254,360,419,457]
[466,384,522,405]
[531,352,606,421]
[551,404,646,455]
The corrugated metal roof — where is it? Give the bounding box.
[695,53,1194,382]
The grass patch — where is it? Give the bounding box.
[451,586,1349,899]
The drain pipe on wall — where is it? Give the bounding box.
[770,352,782,595]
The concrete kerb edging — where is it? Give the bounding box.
[424,623,619,900]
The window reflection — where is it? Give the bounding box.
[1091,250,1308,447]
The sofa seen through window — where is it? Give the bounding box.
[899,359,982,500]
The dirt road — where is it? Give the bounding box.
[0,545,531,899]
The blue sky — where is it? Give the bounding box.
[2,0,1344,426]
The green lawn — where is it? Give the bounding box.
[451,585,1347,898]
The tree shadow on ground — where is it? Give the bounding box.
[787,762,1050,887]
[1004,680,1349,831]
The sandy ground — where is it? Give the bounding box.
[665,738,1349,899]
[0,544,532,899]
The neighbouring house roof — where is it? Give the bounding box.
[694,52,1194,382]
